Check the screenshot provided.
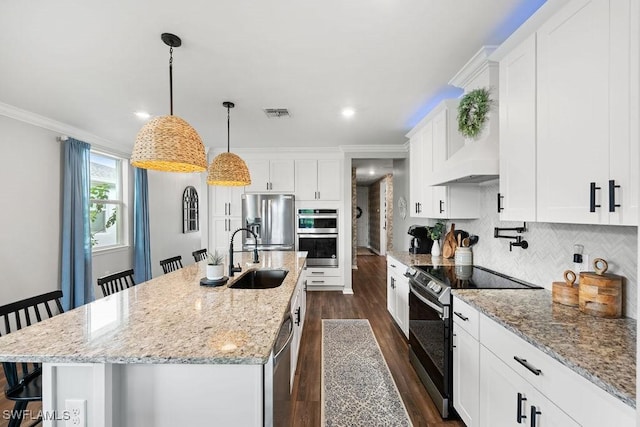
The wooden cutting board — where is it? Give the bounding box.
[442,223,457,259]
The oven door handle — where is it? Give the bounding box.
[410,283,446,318]
[298,234,338,239]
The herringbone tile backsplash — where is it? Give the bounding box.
[454,182,638,319]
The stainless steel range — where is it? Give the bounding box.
[405,265,541,419]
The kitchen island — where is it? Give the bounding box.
[0,251,307,426]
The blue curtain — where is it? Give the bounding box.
[133,167,152,283]
[61,138,93,310]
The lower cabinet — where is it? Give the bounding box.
[386,256,409,338]
[452,323,479,427]
[479,345,578,427]
[452,296,635,427]
[290,271,306,389]
[305,267,342,290]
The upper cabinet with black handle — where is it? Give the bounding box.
[535,0,638,225]
[495,0,638,226]
[407,100,480,220]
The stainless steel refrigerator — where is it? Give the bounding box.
[241,194,295,251]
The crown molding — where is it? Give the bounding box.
[448,46,499,89]
[0,101,130,158]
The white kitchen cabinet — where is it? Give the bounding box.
[408,100,479,219]
[211,185,244,218]
[305,267,342,291]
[245,159,295,193]
[211,217,242,255]
[452,297,480,427]
[295,159,341,201]
[210,184,244,256]
[498,33,537,222]
[290,270,306,389]
[536,0,638,225]
[409,125,428,217]
[479,345,579,427]
[475,303,635,427]
[386,256,409,338]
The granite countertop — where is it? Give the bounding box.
[453,289,636,408]
[0,251,307,365]
[387,250,455,268]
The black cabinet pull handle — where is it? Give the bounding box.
[454,311,469,321]
[498,193,504,213]
[391,277,395,289]
[609,180,621,212]
[589,182,601,212]
[390,264,396,268]
[517,392,527,423]
[418,202,422,214]
[514,356,542,376]
[530,405,541,427]
[439,200,444,214]
[295,307,301,326]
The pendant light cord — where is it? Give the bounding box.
[227,105,231,153]
[169,46,174,115]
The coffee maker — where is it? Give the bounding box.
[408,225,433,254]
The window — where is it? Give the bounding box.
[89,151,127,250]
[182,186,199,233]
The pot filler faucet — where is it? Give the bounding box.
[229,228,260,276]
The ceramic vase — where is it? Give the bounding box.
[206,264,224,280]
[431,240,441,257]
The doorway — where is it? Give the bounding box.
[351,159,394,266]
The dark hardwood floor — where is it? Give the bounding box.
[290,255,464,427]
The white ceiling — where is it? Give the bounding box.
[353,159,394,185]
[0,0,544,154]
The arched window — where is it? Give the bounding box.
[183,186,199,233]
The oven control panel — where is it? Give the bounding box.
[427,280,442,294]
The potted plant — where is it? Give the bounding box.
[428,222,445,257]
[206,251,225,280]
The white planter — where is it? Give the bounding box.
[206,264,224,280]
[431,240,441,257]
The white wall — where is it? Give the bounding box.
[147,170,204,278]
[0,116,63,305]
[0,115,135,305]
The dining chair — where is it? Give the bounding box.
[97,269,136,297]
[0,290,64,427]
[160,256,183,274]
[192,249,208,263]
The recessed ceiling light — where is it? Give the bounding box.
[134,111,151,120]
[369,170,375,175]
[342,108,355,118]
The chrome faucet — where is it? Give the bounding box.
[229,228,260,276]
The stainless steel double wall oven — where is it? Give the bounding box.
[296,209,338,267]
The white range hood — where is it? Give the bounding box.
[429,46,500,186]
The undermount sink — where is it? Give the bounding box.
[228,269,289,289]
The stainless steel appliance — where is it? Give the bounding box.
[406,265,541,418]
[264,311,294,427]
[297,209,338,267]
[241,194,295,251]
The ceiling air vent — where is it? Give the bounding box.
[263,108,290,118]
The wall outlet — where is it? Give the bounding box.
[65,399,86,427]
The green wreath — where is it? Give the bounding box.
[457,87,492,139]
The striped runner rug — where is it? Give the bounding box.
[321,319,412,426]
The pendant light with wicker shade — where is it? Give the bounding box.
[207,102,251,186]
[131,33,207,172]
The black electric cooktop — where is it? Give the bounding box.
[413,265,541,290]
